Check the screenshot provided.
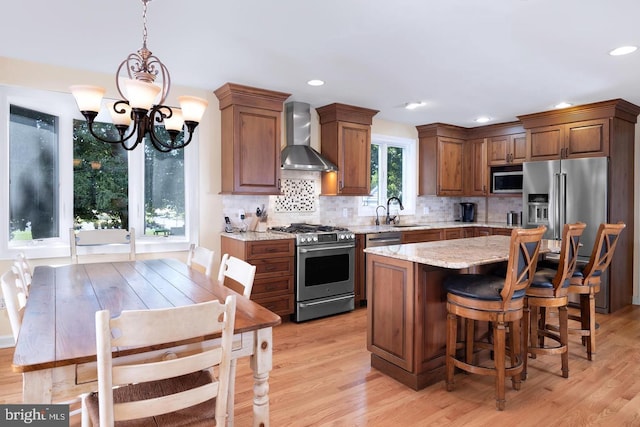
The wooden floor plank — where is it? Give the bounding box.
[1,304,639,426]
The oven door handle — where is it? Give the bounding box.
[299,294,354,308]
[299,245,355,253]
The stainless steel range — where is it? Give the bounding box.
[270,223,356,322]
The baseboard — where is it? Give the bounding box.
[633,295,640,306]
[0,335,15,349]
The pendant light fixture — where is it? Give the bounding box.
[70,0,208,152]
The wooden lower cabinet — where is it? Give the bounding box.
[366,254,451,389]
[220,236,295,318]
[402,229,443,244]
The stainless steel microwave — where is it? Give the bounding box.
[492,170,523,193]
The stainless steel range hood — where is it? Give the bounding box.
[281,101,337,172]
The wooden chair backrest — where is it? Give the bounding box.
[186,244,215,278]
[14,252,32,297]
[550,222,586,295]
[501,226,546,308]
[70,228,136,263]
[218,254,256,298]
[94,296,236,426]
[582,222,625,282]
[1,267,26,342]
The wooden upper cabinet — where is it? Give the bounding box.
[417,123,467,196]
[487,132,526,165]
[317,103,378,195]
[465,138,487,196]
[526,119,609,161]
[214,83,290,195]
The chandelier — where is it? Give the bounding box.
[70,0,208,152]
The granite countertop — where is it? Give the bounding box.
[220,231,295,242]
[363,235,561,269]
[349,221,521,234]
[221,222,522,241]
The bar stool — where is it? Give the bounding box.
[523,222,585,379]
[444,226,546,411]
[567,222,625,361]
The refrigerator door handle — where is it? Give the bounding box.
[553,172,561,240]
[559,172,567,236]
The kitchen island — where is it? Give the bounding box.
[364,234,559,390]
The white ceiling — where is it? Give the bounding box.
[3,0,640,127]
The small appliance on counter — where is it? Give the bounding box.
[506,211,519,226]
[460,202,476,222]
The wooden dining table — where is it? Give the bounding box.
[11,258,282,426]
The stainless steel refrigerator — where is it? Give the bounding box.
[522,157,609,308]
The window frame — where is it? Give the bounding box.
[0,85,198,260]
[358,133,416,217]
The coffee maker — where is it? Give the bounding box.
[460,202,476,222]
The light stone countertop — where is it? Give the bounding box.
[220,222,521,241]
[363,235,561,269]
[220,231,295,242]
[349,221,520,235]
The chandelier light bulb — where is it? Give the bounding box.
[163,108,184,132]
[70,85,106,113]
[107,102,132,126]
[178,96,209,123]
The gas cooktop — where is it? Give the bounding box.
[270,223,350,234]
[270,223,355,246]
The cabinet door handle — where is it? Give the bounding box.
[277,179,282,190]
[339,180,344,191]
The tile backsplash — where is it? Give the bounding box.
[221,170,523,230]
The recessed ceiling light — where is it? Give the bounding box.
[307,79,325,86]
[554,102,573,109]
[609,46,637,56]
[474,116,491,123]
[405,101,426,110]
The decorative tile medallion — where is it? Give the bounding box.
[275,179,316,212]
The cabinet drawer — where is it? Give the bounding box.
[491,227,514,236]
[252,256,294,278]
[402,229,443,244]
[253,294,294,316]
[253,275,294,297]
[247,239,294,259]
[444,228,464,240]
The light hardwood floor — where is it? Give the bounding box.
[2,304,639,426]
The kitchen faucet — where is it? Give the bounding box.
[375,205,386,226]
[385,197,404,224]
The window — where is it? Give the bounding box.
[1,85,198,259]
[359,134,416,217]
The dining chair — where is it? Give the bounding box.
[13,252,32,298]
[523,222,585,379]
[1,267,26,343]
[444,226,546,410]
[81,295,237,427]
[217,253,257,298]
[186,243,215,277]
[70,228,136,263]
[567,222,625,361]
[217,253,256,424]
[2,266,85,417]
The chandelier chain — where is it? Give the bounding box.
[141,0,149,49]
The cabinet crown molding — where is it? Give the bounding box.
[518,98,640,129]
[214,82,291,111]
[316,103,379,125]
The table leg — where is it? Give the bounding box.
[250,327,272,427]
[22,370,53,403]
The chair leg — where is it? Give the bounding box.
[446,312,457,392]
[494,321,506,411]
[522,303,530,380]
[559,305,569,378]
[580,294,590,347]
[509,318,522,391]
[529,305,539,359]
[586,293,596,361]
[465,319,475,365]
[227,359,237,425]
[538,307,546,349]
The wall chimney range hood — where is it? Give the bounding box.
[281,101,337,172]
